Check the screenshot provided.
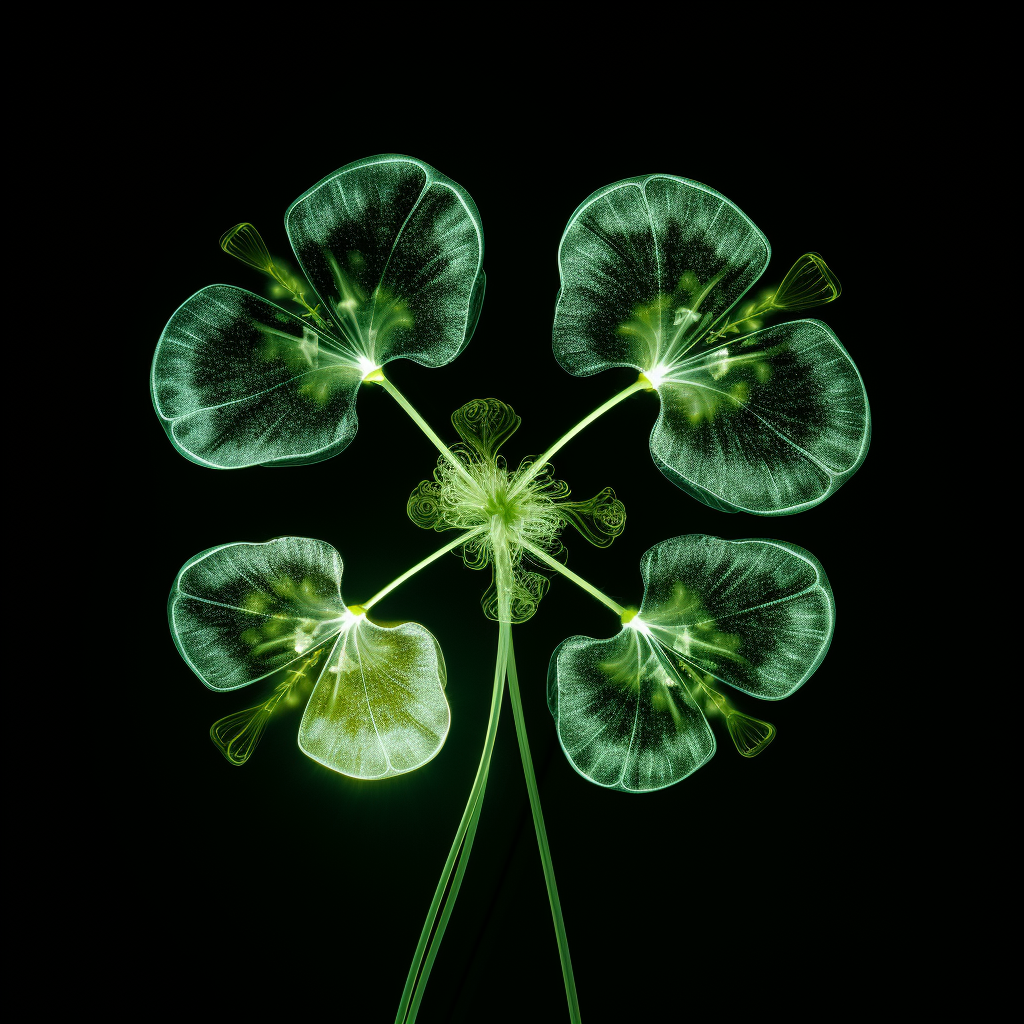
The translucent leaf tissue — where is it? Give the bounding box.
[152,155,870,1023]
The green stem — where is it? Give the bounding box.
[510,380,649,498]
[375,375,477,487]
[521,540,627,619]
[362,528,486,611]
[702,300,773,345]
[395,616,510,1024]
[506,634,582,1023]
[268,264,330,329]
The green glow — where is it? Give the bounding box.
[677,670,777,757]
[557,487,626,548]
[220,222,331,329]
[771,252,842,310]
[725,709,777,757]
[155,158,869,1024]
[506,632,581,1022]
[151,155,484,469]
[406,397,627,623]
[451,395,522,459]
[219,222,274,272]
[169,537,449,779]
[210,648,323,765]
[547,535,833,791]
[552,174,870,514]
[395,615,509,1023]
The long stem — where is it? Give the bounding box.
[510,379,649,498]
[362,528,486,611]
[521,540,627,619]
[375,374,477,486]
[395,616,510,1024]
[506,635,582,1023]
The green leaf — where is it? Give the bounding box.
[546,627,715,793]
[551,175,869,515]
[547,534,833,789]
[285,154,485,369]
[451,398,521,459]
[299,619,449,779]
[152,155,485,469]
[552,174,769,378]
[169,536,348,690]
[639,535,834,700]
[651,320,870,514]
[169,537,449,778]
[152,286,363,468]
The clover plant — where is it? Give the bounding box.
[151,154,870,1023]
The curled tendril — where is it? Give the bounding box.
[481,568,550,624]
[406,399,625,623]
[459,532,491,570]
[408,480,445,530]
[558,487,627,548]
[406,415,568,573]
[516,458,571,501]
[451,397,522,459]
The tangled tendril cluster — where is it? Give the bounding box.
[407,399,626,622]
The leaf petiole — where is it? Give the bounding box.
[521,540,627,619]
[372,374,478,487]
[362,528,487,611]
[509,379,649,498]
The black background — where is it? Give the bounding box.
[125,96,898,1021]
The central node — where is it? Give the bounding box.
[483,482,523,529]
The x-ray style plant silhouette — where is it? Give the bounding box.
[151,154,870,1023]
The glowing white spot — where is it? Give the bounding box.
[626,616,653,637]
[644,366,668,390]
